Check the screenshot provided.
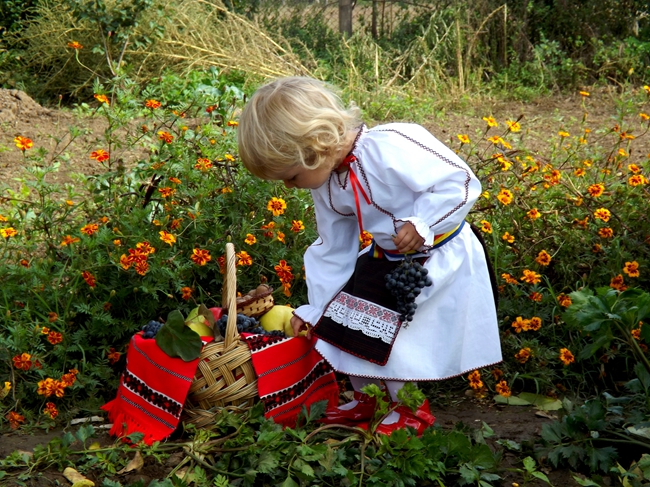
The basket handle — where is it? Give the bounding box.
[222,242,238,347]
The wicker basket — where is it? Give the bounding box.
[183,243,258,427]
[237,284,274,317]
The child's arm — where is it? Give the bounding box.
[392,222,424,254]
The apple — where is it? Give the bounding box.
[186,306,214,338]
[259,305,306,337]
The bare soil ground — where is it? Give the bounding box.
[1,86,641,486]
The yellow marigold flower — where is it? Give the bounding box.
[113,239,121,246]
[159,231,176,246]
[158,187,176,198]
[1,227,18,239]
[496,188,513,205]
[94,94,109,105]
[191,248,211,266]
[482,116,498,128]
[610,274,627,291]
[558,130,570,138]
[81,223,99,236]
[587,183,605,197]
[225,154,236,162]
[628,163,641,174]
[488,135,504,145]
[644,85,650,94]
[67,40,83,49]
[559,348,575,365]
[244,233,257,245]
[496,380,511,398]
[221,187,233,194]
[579,90,590,97]
[195,158,212,171]
[535,250,552,266]
[598,227,614,238]
[291,220,305,233]
[277,231,286,244]
[169,177,181,185]
[640,113,650,121]
[557,293,572,307]
[267,197,287,217]
[593,208,611,222]
[227,120,239,127]
[514,348,532,364]
[120,254,131,270]
[157,131,173,143]
[481,191,490,199]
[629,175,648,186]
[236,250,252,266]
[14,136,33,151]
[502,232,515,244]
[505,120,521,132]
[529,316,542,331]
[511,316,531,333]
[618,148,628,157]
[145,99,162,109]
[457,134,470,144]
[479,220,492,234]
[0,215,6,222]
[520,269,541,285]
[526,208,541,220]
[623,261,640,278]
[467,370,483,389]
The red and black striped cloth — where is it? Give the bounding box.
[243,334,339,428]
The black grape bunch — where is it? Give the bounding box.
[142,320,163,339]
[384,256,433,325]
[216,313,285,337]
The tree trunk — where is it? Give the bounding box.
[339,0,353,37]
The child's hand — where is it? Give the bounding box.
[290,315,311,339]
[393,222,425,253]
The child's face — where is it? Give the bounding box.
[272,163,334,190]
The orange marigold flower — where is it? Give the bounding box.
[535,250,552,266]
[267,197,287,217]
[12,353,32,371]
[236,250,252,266]
[629,175,648,186]
[43,402,58,420]
[496,188,513,205]
[559,348,575,365]
[81,223,99,236]
[496,380,512,397]
[502,232,515,244]
[6,411,25,430]
[47,312,58,323]
[529,316,542,331]
[506,120,521,132]
[593,208,611,222]
[482,116,498,127]
[136,241,155,255]
[479,220,492,234]
[359,230,373,249]
[511,316,531,333]
[291,220,305,233]
[120,254,132,270]
[501,273,519,285]
[579,90,590,97]
[170,218,182,230]
[90,149,110,162]
[558,130,570,137]
[526,208,541,220]
[47,331,63,345]
[592,243,603,254]
[618,148,628,157]
[610,274,627,291]
[67,40,83,49]
[60,235,80,246]
[135,260,149,276]
[587,183,605,197]
[227,120,239,127]
[574,168,586,177]
[628,163,642,174]
[457,134,470,144]
[159,230,176,246]
[514,347,532,364]
[81,270,96,288]
[244,233,257,245]
[191,248,211,266]
[107,347,121,365]
[145,99,162,109]
[640,113,650,121]
[19,259,29,267]
[181,286,193,301]
[275,260,294,283]
[169,177,181,185]
[491,368,504,381]
[158,187,176,198]
[467,370,483,389]
[13,135,33,152]
[557,293,572,307]
[1,227,18,238]
[277,232,286,244]
[520,269,541,284]
[195,158,212,171]
[93,94,109,105]
[623,261,640,278]
[60,371,76,387]
[529,291,543,302]
[598,227,614,238]
[573,216,589,228]
[157,131,173,143]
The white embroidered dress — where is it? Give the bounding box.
[293,123,502,381]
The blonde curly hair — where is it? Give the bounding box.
[237,77,362,179]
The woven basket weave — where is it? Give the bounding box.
[237,286,274,317]
[183,243,258,427]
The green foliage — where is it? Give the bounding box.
[155,310,203,361]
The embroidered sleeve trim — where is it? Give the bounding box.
[323,292,400,344]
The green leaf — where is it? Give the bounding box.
[532,470,552,484]
[518,393,563,411]
[155,310,203,361]
[572,475,600,486]
[75,424,95,444]
[256,451,279,473]
[280,477,299,487]
[523,456,536,473]
[493,395,531,406]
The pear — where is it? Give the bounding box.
[260,305,306,337]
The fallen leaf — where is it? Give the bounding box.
[63,467,94,486]
[535,410,558,420]
[117,450,144,474]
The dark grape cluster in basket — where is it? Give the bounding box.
[141,320,163,339]
[216,313,285,337]
[385,256,433,324]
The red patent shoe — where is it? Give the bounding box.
[374,399,436,437]
[319,391,378,425]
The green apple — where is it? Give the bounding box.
[186,306,214,337]
[260,305,305,337]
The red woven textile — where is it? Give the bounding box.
[101,332,211,445]
[243,334,339,428]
